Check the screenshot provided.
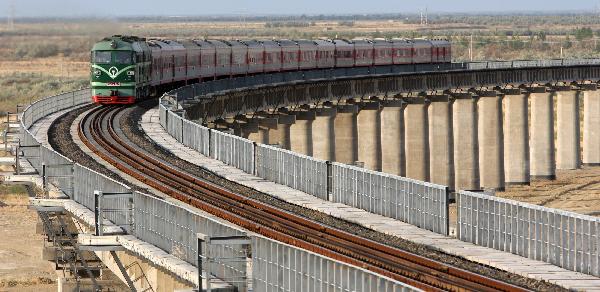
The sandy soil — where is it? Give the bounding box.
[0,193,57,292]
[497,167,600,216]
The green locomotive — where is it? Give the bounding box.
[90,36,151,104]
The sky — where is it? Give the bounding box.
[2,0,600,18]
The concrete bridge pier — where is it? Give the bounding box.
[529,86,556,180]
[236,121,260,142]
[427,95,454,189]
[334,104,359,165]
[312,107,337,161]
[502,89,530,185]
[477,91,505,191]
[555,86,581,170]
[380,100,406,176]
[403,97,430,182]
[582,84,600,166]
[257,117,279,145]
[452,93,480,191]
[271,113,296,149]
[289,110,316,156]
[357,100,382,171]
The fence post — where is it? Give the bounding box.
[197,233,206,292]
[42,163,47,198]
[181,115,184,143]
[208,129,213,158]
[126,196,133,234]
[4,112,9,152]
[94,190,103,236]
[445,186,450,236]
[253,142,258,176]
[326,161,332,202]
[15,143,20,175]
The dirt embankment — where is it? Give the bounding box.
[0,192,56,292]
[498,167,600,216]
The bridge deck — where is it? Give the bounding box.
[141,107,600,291]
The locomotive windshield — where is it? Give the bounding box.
[114,51,133,64]
[91,51,132,64]
[92,51,111,64]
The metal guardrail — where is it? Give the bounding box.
[182,118,210,156]
[74,164,131,227]
[210,127,255,174]
[21,90,90,129]
[466,58,600,70]
[252,235,421,292]
[331,163,449,235]
[39,146,74,198]
[458,191,600,277]
[167,110,184,142]
[133,192,248,291]
[256,144,329,200]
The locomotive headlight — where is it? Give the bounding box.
[127,71,135,76]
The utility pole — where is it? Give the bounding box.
[469,34,473,61]
[7,0,15,31]
[560,46,564,59]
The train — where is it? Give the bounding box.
[90,35,451,105]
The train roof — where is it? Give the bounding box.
[206,40,231,48]
[241,40,263,48]
[277,39,298,47]
[371,39,391,44]
[295,39,317,46]
[352,39,373,46]
[260,40,280,47]
[93,35,144,51]
[193,40,216,48]
[429,39,451,45]
[331,39,352,45]
[314,39,335,47]
[223,40,248,48]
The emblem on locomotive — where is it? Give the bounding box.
[108,66,119,79]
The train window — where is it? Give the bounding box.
[93,51,111,64]
[114,51,132,64]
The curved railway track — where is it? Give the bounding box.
[78,105,529,292]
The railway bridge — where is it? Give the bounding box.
[6,59,600,291]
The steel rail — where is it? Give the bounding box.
[78,105,529,292]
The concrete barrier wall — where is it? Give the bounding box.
[252,235,421,292]
[458,191,600,277]
[331,163,449,235]
[256,144,329,200]
[133,192,247,291]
